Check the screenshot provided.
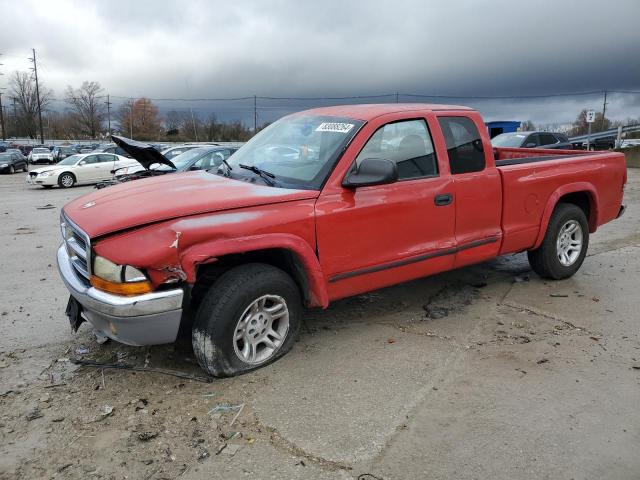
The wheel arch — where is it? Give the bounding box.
[181,234,329,309]
[533,183,598,250]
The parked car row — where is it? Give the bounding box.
[491,131,573,149]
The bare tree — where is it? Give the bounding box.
[65,81,106,139]
[520,120,536,131]
[9,71,53,139]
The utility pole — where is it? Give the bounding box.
[129,98,134,139]
[105,94,111,136]
[253,95,257,133]
[0,56,5,140]
[190,108,198,141]
[601,90,608,132]
[0,91,6,141]
[30,49,45,144]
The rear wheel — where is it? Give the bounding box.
[9,165,14,174]
[527,203,589,279]
[192,263,302,377]
[58,172,75,188]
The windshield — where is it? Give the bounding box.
[0,153,11,160]
[33,148,49,153]
[162,146,198,160]
[168,148,209,170]
[491,133,527,147]
[225,114,363,189]
[57,155,81,166]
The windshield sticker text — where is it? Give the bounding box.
[315,122,355,134]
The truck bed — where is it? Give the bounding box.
[494,147,627,255]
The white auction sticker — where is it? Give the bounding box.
[315,122,355,133]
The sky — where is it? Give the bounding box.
[1,0,639,128]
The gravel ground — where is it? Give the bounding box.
[1,169,639,480]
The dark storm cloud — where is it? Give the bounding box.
[1,0,639,125]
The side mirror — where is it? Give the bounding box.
[78,160,86,165]
[524,142,537,148]
[343,158,398,188]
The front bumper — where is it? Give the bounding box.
[56,245,184,345]
[27,173,57,185]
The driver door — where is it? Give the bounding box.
[74,155,101,183]
[315,115,456,300]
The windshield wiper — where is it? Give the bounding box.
[239,164,276,186]
[221,159,233,176]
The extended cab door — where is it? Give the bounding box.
[315,112,456,301]
[435,113,502,268]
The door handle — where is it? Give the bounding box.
[434,193,453,206]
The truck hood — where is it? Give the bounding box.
[112,135,176,170]
[63,171,319,238]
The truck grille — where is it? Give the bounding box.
[61,213,91,284]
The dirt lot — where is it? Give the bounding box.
[1,169,639,480]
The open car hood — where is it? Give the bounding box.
[111,135,176,170]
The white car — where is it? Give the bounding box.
[28,147,55,165]
[26,153,139,188]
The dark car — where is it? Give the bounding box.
[92,143,132,157]
[0,151,29,173]
[589,136,616,151]
[491,131,573,150]
[18,145,34,157]
[52,145,77,162]
[95,136,238,189]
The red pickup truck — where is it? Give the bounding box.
[57,104,627,376]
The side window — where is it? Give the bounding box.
[355,119,438,180]
[83,155,99,164]
[540,133,557,145]
[525,134,541,147]
[438,117,485,174]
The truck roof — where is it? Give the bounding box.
[299,103,472,121]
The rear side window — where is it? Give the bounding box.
[355,119,438,180]
[540,133,558,145]
[438,117,485,174]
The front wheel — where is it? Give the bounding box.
[527,203,589,279]
[192,263,302,377]
[9,165,15,174]
[58,172,75,188]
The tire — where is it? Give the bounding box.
[9,165,14,174]
[527,203,589,279]
[192,263,302,377]
[22,164,28,172]
[58,172,75,188]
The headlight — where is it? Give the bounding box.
[91,255,152,295]
[39,170,54,177]
[0,164,7,167]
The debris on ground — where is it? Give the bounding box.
[96,405,114,421]
[93,329,109,344]
[537,358,549,364]
[549,294,569,298]
[220,444,241,456]
[137,431,159,442]
[35,204,55,210]
[424,306,449,319]
[26,406,44,421]
[209,404,243,415]
[514,274,530,283]
[74,346,90,355]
